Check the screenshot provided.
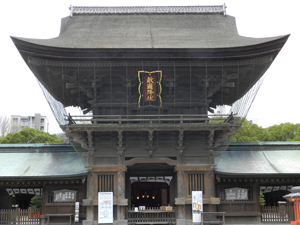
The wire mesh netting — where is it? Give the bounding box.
[37,59,268,128]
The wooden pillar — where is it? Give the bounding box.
[117,171,127,224]
[86,173,96,222]
[176,130,186,225]
[206,170,217,216]
[87,131,95,166]
[288,198,300,225]
[116,130,128,224]
[84,130,96,224]
[176,170,186,225]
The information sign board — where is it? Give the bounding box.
[225,187,248,200]
[98,192,113,224]
[53,189,77,202]
[192,191,203,223]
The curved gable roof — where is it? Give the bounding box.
[11,6,287,50]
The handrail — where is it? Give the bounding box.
[64,114,235,125]
[64,114,231,118]
[67,118,225,122]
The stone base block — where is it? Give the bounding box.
[176,219,186,225]
[83,220,93,225]
[115,219,128,225]
[82,199,92,206]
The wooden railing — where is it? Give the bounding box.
[261,205,294,223]
[201,212,226,225]
[0,209,40,225]
[65,113,235,125]
[127,209,225,225]
[128,209,176,224]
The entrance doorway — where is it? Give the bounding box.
[1,187,42,209]
[263,190,290,206]
[13,194,35,209]
[130,177,172,208]
[127,163,175,209]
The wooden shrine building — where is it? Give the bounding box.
[9,5,289,225]
[1,142,300,224]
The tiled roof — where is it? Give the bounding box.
[0,144,88,178]
[11,11,287,49]
[214,150,300,176]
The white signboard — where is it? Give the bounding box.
[225,187,248,201]
[192,191,203,223]
[75,202,79,223]
[98,192,113,224]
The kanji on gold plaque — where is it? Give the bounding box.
[138,70,162,108]
[144,75,156,102]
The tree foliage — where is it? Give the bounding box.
[0,127,65,144]
[232,119,300,142]
[28,195,42,210]
[259,193,266,207]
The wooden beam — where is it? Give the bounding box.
[125,157,177,166]
[208,130,215,148]
[66,83,78,89]
[226,73,239,80]
[88,166,126,172]
[208,108,214,113]
[175,164,215,171]
[222,82,235,88]
[71,88,80,94]
[147,130,155,157]
[62,74,75,81]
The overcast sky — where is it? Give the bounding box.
[0,0,299,134]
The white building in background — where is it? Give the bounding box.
[215,105,227,115]
[11,113,49,133]
[214,105,232,116]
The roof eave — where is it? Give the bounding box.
[0,172,89,180]
[11,35,289,61]
[214,171,300,178]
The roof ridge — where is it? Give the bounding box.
[69,5,226,17]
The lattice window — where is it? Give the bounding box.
[188,174,204,195]
[98,174,114,192]
[219,185,253,202]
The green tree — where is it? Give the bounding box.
[293,127,300,141]
[28,195,42,210]
[264,123,300,141]
[232,120,300,142]
[0,128,65,144]
[209,116,226,123]
[232,119,265,142]
[259,193,266,207]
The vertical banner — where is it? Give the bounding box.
[74,202,79,223]
[192,191,203,223]
[138,70,162,108]
[98,192,113,224]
